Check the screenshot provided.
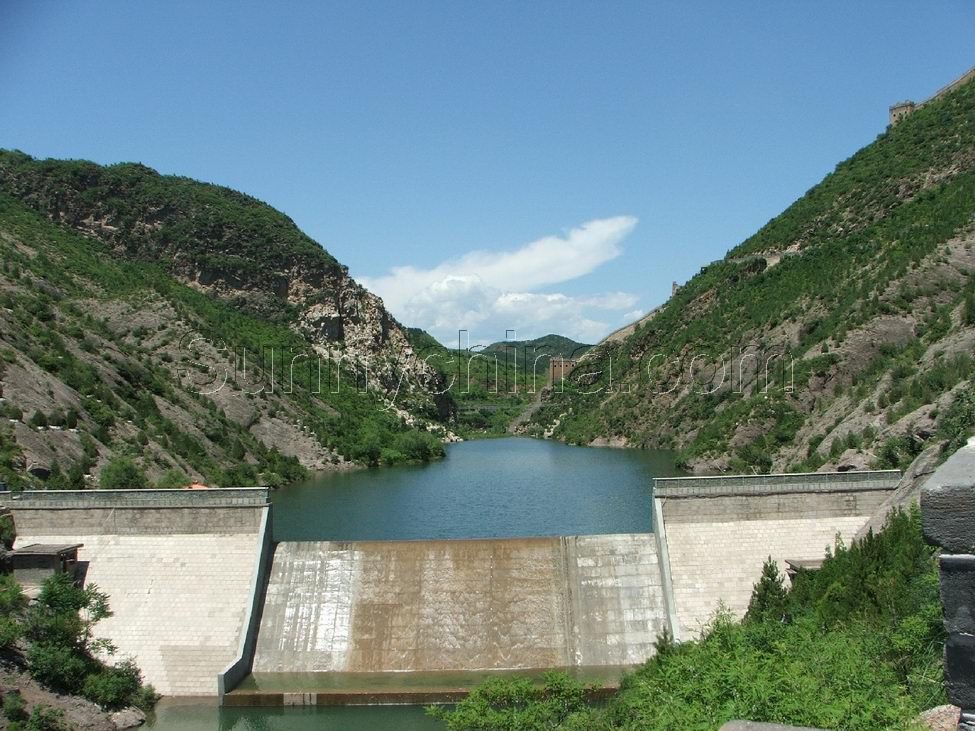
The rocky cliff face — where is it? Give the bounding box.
[0,151,449,418]
[0,153,454,489]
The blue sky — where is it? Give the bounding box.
[1,2,973,345]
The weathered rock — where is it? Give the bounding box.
[856,443,941,540]
[921,484,975,553]
[945,633,975,709]
[940,555,975,635]
[917,704,960,731]
[833,448,872,472]
[110,707,146,729]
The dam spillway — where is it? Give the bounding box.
[252,534,666,674]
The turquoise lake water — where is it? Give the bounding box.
[271,436,680,541]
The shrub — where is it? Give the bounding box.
[24,705,67,731]
[0,574,26,650]
[154,468,188,489]
[99,455,148,489]
[129,684,159,713]
[2,691,26,722]
[82,660,141,709]
[26,643,91,693]
[428,672,600,730]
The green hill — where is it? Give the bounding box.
[404,330,590,436]
[480,334,591,367]
[529,75,975,473]
[0,154,453,489]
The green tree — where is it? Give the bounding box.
[745,557,788,623]
[154,468,188,489]
[98,455,148,490]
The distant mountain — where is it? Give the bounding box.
[402,330,591,435]
[481,334,591,367]
[528,74,975,474]
[0,152,454,490]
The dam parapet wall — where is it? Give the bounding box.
[3,488,268,535]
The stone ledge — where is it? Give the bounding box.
[0,488,270,509]
[922,484,975,553]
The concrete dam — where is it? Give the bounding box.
[252,533,666,675]
[2,469,900,701]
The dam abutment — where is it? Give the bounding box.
[2,488,272,697]
[654,470,900,638]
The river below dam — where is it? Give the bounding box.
[147,437,679,730]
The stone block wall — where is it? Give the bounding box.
[920,441,975,731]
[656,473,898,638]
[5,490,271,697]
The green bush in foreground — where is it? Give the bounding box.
[2,572,156,712]
[431,508,941,731]
[429,672,610,731]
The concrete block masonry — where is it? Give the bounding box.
[4,489,271,697]
[655,471,898,638]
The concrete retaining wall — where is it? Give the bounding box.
[7,489,271,697]
[252,534,668,674]
[218,505,275,698]
[656,473,898,638]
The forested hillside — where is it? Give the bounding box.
[529,76,975,474]
[404,331,591,435]
[0,155,454,490]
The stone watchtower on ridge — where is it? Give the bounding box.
[549,356,576,384]
[888,100,917,125]
[889,64,975,125]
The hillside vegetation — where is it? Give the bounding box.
[405,331,591,435]
[433,507,943,731]
[528,77,975,473]
[0,156,453,490]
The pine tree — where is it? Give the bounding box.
[745,556,789,623]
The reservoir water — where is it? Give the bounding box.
[147,437,679,729]
[273,437,681,541]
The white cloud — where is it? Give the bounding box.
[359,216,640,345]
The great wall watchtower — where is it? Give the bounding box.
[889,64,975,125]
[549,356,576,383]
